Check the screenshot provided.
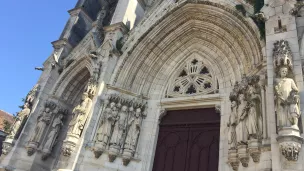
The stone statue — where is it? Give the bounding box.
[109,104,128,146]
[228,100,237,150]
[96,101,118,144]
[68,92,92,136]
[124,107,142,152]
[8,103,31,139]
[30,107,53,143]
[274,67,300,128]
[246,85,262,140]
[42,113,64,160]
[27,101,56,156]
[236,93,248,145]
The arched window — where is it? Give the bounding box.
[166,58,218,98]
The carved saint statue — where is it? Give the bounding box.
[110,104,128,146]
[274,67,300,128]
[124,107,143,152]
[30,107,53,143]
[9,103,31,139]
[96,102,118,144]
[68,92,92,136]
[42,114,63,158]
[228,101,237,150]
[246,85,262,139]
[236,93,248,145]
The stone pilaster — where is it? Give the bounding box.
[262,0,304,170]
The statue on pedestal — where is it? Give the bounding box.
[68,92,93,137]
[8,103,31,139]
[109,104,128,147]
[27,101,56,156]
[273,40,303,161]
[42,109,67,160]
[275,67,300,128]
[96,101,118,144]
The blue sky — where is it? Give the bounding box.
[0,1,76,115]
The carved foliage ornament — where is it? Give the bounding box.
[166,58,218,98]
[93,94,147,166]
[228,75,263,170]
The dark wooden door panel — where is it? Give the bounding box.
[186,126,220,171]
[152,108,220,171]
[152,127,189,171]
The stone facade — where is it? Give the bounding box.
[3,0,304,171]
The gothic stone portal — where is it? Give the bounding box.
[152,108,220,171]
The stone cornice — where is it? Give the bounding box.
[51,38,72,49]
[68,7,93,23]
[103,22,129,34]
[106,84,149,99]
[160,94,222,110]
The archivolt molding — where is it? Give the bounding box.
[52,56,93,97]
[111,1,264,97]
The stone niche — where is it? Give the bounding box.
[273,40,304,162]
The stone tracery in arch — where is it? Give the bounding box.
[112,2,264,98]
[166,58,218,98]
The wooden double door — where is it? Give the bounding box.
[152,108,220,171]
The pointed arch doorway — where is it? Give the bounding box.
[152,108,220,171]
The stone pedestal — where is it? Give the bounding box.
[27,141,39,156]
[92,142,106,158]
[62,133,79,157]
[238,144,249,167]
[228,149,239,171]
[2,138,15,155]
[108,145,120,162]
[248,139,262,163]
[277,127,304,161]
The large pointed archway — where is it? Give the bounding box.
[109,2,264,171]
[112,2,264,99]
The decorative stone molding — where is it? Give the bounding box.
[92,94,147,166]
[228,75,263,170]
[27,101,57,156]
[273,40,304,161]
